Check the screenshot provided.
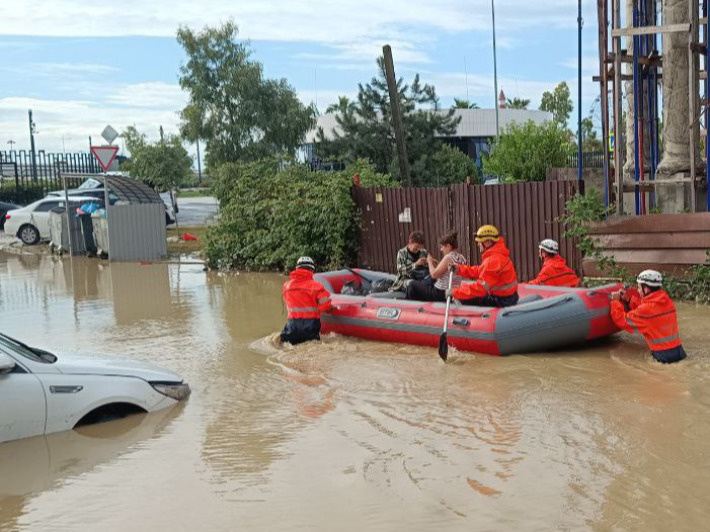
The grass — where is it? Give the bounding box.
[177,188,212,198]
[166,225,209,256]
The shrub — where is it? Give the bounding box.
[409,143,479,186]
[483,120,569,182]
[0,182,48,205]
[205,159,393,270]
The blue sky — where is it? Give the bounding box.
[0,1,601,157]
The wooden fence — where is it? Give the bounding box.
[585,213,710,277]
[353,180,582,281]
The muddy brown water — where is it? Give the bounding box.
[1,254,709,531]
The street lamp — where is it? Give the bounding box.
[491,0,500,139]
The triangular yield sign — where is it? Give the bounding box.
[91,145,119,171]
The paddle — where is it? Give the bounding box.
[439,270,455,361]
[345,267,372,284]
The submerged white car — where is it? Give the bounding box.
[0,332,190,444]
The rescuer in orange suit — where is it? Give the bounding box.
[280,256,334,345]
[528,239,580,287]
[610,270,687,364]
[447,225,519,307]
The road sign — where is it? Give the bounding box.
[101,125,119,145]
[91,145,119,171]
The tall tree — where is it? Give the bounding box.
[316,57,461,186]
[177,22,316,168]
[452,98,480,109]
[121,126,193,192]
[506,97,530,110]
[580,116,604,151]
[539,82,573,127]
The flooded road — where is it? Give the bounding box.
[1,254,709,531]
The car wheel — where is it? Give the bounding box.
[18,224,40,245]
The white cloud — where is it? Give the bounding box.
[559,55,600,75]
[106,82,187,108]
[0,81,187,152]
[0,0,598,66]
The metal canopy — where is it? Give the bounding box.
[61,172,162,204]
[103,175,162,204]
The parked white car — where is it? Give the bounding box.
[0,332,190,444]
[3,195,101,245]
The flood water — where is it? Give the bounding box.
[1,254,709,531]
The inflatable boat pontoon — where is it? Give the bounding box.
[315,269,622,356]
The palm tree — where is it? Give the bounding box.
[325,96,356,115]
[452,98,480,109]
[506,97,530,110]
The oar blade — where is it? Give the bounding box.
[438,332,448,361]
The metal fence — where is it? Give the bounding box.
[0,150,101,203]
[353,180,582,281]
[566,151,605,168]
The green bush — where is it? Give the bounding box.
[205,159,393,270]
[483,120,569,182]
[409,143,479,186]
[0,182,48,205]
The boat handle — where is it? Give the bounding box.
[500,295,573,317]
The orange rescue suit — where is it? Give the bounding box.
[283,269,333,319]
[528,254,580,287]
[453,238,518,300]
[610,289,683,352]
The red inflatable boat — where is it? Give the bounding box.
[315,269,622,356]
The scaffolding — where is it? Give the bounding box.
[596,0,710,214]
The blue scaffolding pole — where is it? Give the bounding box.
[632,1,641,215]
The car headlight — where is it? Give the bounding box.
[151,381,191,401]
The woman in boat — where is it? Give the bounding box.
[405,230,468,302]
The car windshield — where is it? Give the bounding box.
[0,333,57,364]
[78,178,101,190]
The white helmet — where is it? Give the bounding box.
[539,239,559,254]
[637,269,663,287]
[296,256,316,271]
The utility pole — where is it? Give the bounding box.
[28,110,38,182]
[382,44,412,187]
[491,0,500,138]
[577,0,583,182]
[196,139,203,183]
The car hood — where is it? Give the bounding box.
[51,352,184,382]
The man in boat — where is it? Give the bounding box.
[528,239,580,287]
[280,256,333,345]
[389,230,429,293]
[610,270,687,364]
[447,225,519,307]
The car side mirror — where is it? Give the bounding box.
[0,352,17,375]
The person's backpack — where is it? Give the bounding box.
[370,278,394,293]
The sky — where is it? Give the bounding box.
[0,0,601,158]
